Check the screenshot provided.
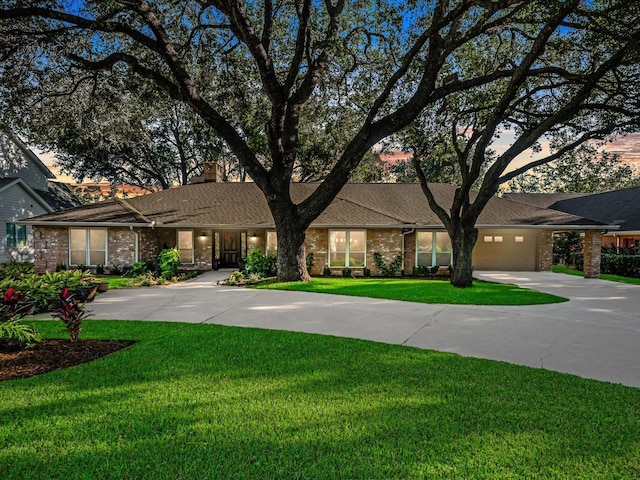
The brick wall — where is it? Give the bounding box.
[34,226,157,273]
[304,228,328,276]
[367,229,403,276]
[583,229,602,278]
[33,226,68,273]
[537,230,554,272]
[107,229,138,269]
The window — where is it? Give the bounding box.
[266,231,277,256]
[329,230,366,267]
[6,223,26,247]
[177,230,194,264]
[69,228,107,266]
[416,231,452,266]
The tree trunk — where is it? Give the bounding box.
[450,223,478,288]
[271,203,310,282]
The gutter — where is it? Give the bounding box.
[16,220,152,228]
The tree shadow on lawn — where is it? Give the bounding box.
[1,320,639,478]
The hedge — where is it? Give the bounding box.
[570,253,640,279]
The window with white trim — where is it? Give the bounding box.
[177,230,194,264]
[266,231,277,256]
[329,230,366,267]
[69,228,107,266]
[6,223,26,247]
[416,231,452,266]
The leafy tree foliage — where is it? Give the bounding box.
[401,0,640,287]
[506,145,640,194]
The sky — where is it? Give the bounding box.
[37,133,640,184]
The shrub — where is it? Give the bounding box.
[55,261,67,272]
[601,254,640,278]
[50,287,91,342]
[323,266,332,276]
[227,271,245,285]
[96,264,105,275]
[571,253,584,271]
[0,261,34,280]
[1,288,41,349]
[243,249,277,277]
[363,267,371,277]
[373,252,404,277]
[110,264,123,276]
[412,265,429,277]
[128,262,149,277]
[159,248,180,279]
[0,320,41,349]
[342,267,352,277]
[306,253,314,272]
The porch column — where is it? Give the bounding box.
[583,229,602,278]
[537,230,554,272]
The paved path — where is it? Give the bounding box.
[86,270,640,388]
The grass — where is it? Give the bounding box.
[98,276,140,289]
[2,320,639,479]
[253,276,567,305]
[552,265,640,285]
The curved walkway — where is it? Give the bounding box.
[87,270,640,388]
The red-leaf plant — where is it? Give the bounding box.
[50,287,91,342]
[1,287,26,320]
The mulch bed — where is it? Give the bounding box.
[0,339,135,381]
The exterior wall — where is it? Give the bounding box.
[472,229,540,271]
[366,229,403,276]
[583,229,602,278]
[403,230,417,274]
[33,224,561,274]
[602,233,640,252]
[305,228,403,276]
[536,230,554,272]
[0,133,50,191]
[107,229,138,269]
[34,226,153,273]
[305,228,328,276]
[33,226,68,273]
[0,182,50,262]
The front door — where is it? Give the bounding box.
[221,232,240,267]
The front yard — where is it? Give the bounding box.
[2,320,638,479]
[253,277,568,305]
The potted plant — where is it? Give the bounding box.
[76,278,98,302]
[96,281,109,293]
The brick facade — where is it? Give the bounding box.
[32,225,597,277]
[34,226,158,274]
[537,230,554,272]
[33,226,68,273]
[583,229,602,278]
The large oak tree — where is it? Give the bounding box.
[401,0,640,286]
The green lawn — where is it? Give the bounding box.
[253,276,567,305]
[552,265,640,285]
[2,320,639,479]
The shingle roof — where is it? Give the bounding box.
[504,193,588,209]
[505,188,640,232]
[25,182,606,228]
[548,187,640,232]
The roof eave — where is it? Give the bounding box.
[17,220,151,228]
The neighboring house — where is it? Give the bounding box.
[0,131,80,262]
[506,188,640,252]
[23,163,611,278]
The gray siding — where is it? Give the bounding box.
[0,182,50,262]
[0,132,51,191]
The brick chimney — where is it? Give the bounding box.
[203,162,223,183]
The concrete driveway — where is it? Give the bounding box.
[87,270,640,388]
